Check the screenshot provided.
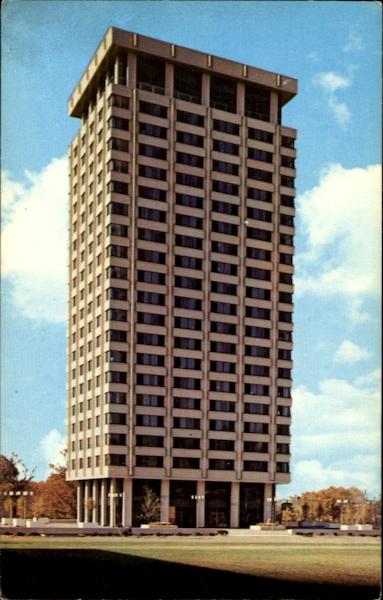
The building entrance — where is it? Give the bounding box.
[205,482,231,527]
[169,480,196,527]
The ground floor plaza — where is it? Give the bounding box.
[76,479,276,528]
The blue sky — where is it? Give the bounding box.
[1,1,381,497]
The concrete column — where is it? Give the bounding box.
[270,91,279,124]
[165,62,174,97]
[201,72,210,106]
[123,479,132,527]
[230,481,240,528]
[114,55,120,85]
[160,479,170,523]
[236,82,245,116]
[263,483,273,523]
[109,478,116,527]
[77,481,84,523]
[92,480,98,524]
[127,53,137,89]
[196,480,205,528]
[84,480,90,522]
[100,479,107,526]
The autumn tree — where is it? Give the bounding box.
[138,486,161,523]
[0,454,36,518]
[291,487,377,524]
[31,460,77,519]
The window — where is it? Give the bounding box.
[174,337,201,351]
[174,357,201,370]
[209,459,234,470]
[107,223,128,237]
[107,201,128,215]
[212,181,238,196]
[245,84,270,121]
[281,214,294,228]
[175,296,201,310]
[174,317,201,330]
[213,161,239,176]
[281,156,295,169]
[246,267,271,281]
[244,402,269,415]
[173,417,200,429]
[174,397,200,409]
[139,165,167,181]
[105,454,126,466]
[138,228,166,243]
[108,159,129,174]
[108,138,129,153]
[176,214,203,229]
[212,221,238,236]
[211,241,237,255]
[245,326,270,339]
[247,187,272,202]
[211,302,236,316]
[175,234,203,249]
[209,439,234,451]
[247,247,271,261]
[247,227,271,242]
[212,261,237,276]
[108,245,128,258]
[210,75,237,112]
[105,392,127,404]
[137,354,164,367]
[137,249,165,264]
[281,175,295,189]
[277,406,291,417]
[244,422,268,434]
[174,276,202,290]
[139,101,167,118]
[211,322,236,335]
[137,55,165,91]
[213,140,239,155]
[108,116,129,130]
[105,413,126,425]
[173,438,200,449]
[248,168,272,183]
[174,65,202,104]
[173,457,200,469]
[106,308,127,322]
[280,253,293,266]
[139,144,167,160]
[248,128,273,143]
[281,194,295,208]
[177,131,203,147]
[137,374,164,386]
[244,441,268,453]
[279,330,292,342]
[177,110,204,126]
[137,270,165,285]
[136,435,164,447]
[209,419,235,432]
[212,200,238,215]
[176,193,203,209]
[177,152,204,168]
[137,312,165,326]
[210,341,236,354]
[137,291,165,305]
[210,380,235,393]
[137,394,164,407]
[281,136,295,149]
[245,345,269,358]
[247,207,272,222]
[248,148,273,163]
[278,348,292,360]
[278,368,291,379]
[173,378,201,390]
[210,399,235,412]
[136,414,164,427]
[136,456,164,468]
[211,281,237,295]
[109,94,129,109]
[276,462,290,473]
[105,433,126,445]
[106,287,128,301]
[277,443,290,454]
[137,332,165,346]
[243,461,268,472]
[139,207,167,223]
[279,311,293,323]
[106,350,127,363]
[175,255,202,270]
[139,186,166,202]
[244,383,269,396]
[277,424,290,436]
[176,173,203,188]
[213,119,239,135]
[139,122,167,139]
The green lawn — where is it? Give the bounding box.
[1,535,380,599]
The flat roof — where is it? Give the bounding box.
[69,27,297,118]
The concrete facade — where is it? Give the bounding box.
[68,28,297,527]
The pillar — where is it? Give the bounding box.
[230,482,240,528]
[236,82,245,116]
[114,55,120,85]
[127,53,137,90]
[92,480,98,524]
[270,91,279,124]
[84,480,91,522]
[263,483,273,523]
[123,479,132,527]
[165,62,174,97]
[109,478,116,527]
[77,481,84,523]
[160,479,170,523]
[201,72,210,107]
[100,479,107,526]
[196,480,205,528]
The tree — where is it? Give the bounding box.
[32,469,76,519]
[138,486,161,523]
[281,507,297,523]
[0,454,35,518]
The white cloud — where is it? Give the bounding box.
[1,157,68,323]
[334,340,371,364]
[280,373,381,497]
[40,429,67,470]
[343,32,365,53]
[312,71,352,126]
[307,51,319,63]
[295,163,382,320]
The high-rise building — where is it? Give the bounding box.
[67,27,297,528]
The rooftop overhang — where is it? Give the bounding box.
[68,27,297,118]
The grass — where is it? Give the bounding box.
[0,535,381,599]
